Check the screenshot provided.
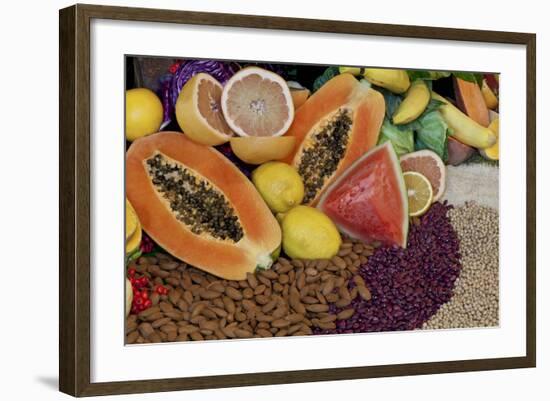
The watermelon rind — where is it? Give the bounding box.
[317,141,409,247]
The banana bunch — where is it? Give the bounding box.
[339,66,497,151]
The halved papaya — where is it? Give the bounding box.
[282,73,385,205]
[126,132,281,280]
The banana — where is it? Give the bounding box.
[363,68,410,94]
[338,66,364,76]
[125,278,133,316]
[392,80,430,125]
[125,198,137,241]
[432,92,496,149]
[126,199,142,255]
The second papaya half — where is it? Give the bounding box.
[282,73,385,205]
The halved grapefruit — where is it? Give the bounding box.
[318,142,409,248]
[221,67,294,137]
[175,73,233,146]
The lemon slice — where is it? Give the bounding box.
[403,172,433,217]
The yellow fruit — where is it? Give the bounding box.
[175,73,233,146]
[403,172,433,217]
[480,114,499,160]
[481,79,499,110]
[126,199,137,241]
[125,88,163,142]
[252,162,304,213]
[363,68,410,94]
[230,136,296,165]
[221,67,294,137]
[281,206,341,259]
[126,199,142,255]
[125,278,133,317]
[432,92,496,149]
[393,80,430,125]
[338,66,363,76]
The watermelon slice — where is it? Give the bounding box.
[317,142,409,248]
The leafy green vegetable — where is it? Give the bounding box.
[423,98,445,114]
[452,71,484,87]
[377,117,414,156]
[312,67,340,92]
[375,83,449,160]
[412,110,450,162]
[376,87,402,119]
[407,70,451,81]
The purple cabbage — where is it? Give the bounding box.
[161,60,240,127]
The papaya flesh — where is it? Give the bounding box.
[454,77,490,127]
[126,132,281,280]
[282,73,385,205]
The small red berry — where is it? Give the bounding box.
[144,299,152,308]
[155,285,165,294]
[140,290,149,300]
[128,268,136,277]
[134,297,143,306]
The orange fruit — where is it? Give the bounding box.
[175,73,233,146]
[230,136,296,165]
[400,150,446,202]
[221,67,294,137]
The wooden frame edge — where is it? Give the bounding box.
[59,3,536,397]
[59,4,77,396]
[525,33,536,369]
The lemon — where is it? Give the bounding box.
[252,162,304,213]
[281,206,341,259]
[403,172,433,217]
[126,88,163,142]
